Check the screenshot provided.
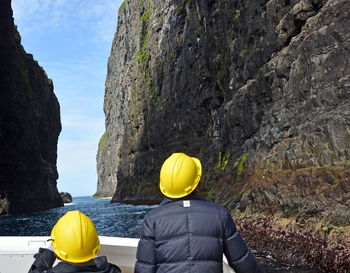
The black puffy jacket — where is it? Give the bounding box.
[28,248,121,273]
[135,194,265,273]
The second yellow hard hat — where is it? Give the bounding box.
[160,153,202,198]
[51,210,100,263]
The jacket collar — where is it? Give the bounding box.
[160,194,204,206]
[59,256,107,269]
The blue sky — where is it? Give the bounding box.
[12,0,124,197]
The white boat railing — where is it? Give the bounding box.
[0,236,235,273]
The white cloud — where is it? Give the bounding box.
[76,0,120,44]
[12,0,122,51]
[53,0,68,9]
[61,113,105,138]
[11,0,40,20]
[12,0,72,34]
[58,140,97,171]
[57,140,99,196]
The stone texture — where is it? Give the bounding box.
[98,0,350,270]
[0,0,63,215]
[60,192,72,203]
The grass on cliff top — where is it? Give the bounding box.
[119,1,126,13]
[98,132,107,152]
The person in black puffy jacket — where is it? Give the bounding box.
[28,210,121,273]
[135,153,265,273]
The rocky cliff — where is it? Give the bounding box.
[0,0,63,215]
[98,0,350,270]
[94,133,118,198]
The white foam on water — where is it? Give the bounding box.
[100,197,112,200]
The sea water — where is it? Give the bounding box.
[0,196,155,237]
[0,196,323,273]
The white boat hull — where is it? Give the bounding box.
[0,236,235,273]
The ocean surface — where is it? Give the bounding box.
[0,196,155,238]
[0,196,323,273]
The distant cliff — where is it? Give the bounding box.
[98,0,350,270]
[0,0,63,215]
[94,133,117,198]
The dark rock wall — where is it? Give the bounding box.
[0,0,63,215]
[99,0,350,269]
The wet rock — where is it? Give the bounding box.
[235,214,350,273]
[60,192,72,204]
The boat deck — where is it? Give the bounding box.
[0,236,235,273]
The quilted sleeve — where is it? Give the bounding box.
[222,210,265,273]
[134,214,157,273]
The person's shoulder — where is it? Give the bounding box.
[192,197,229,213]
[106,262,122,273]
[142,204,163,220]
[146,201,177,217]
[95,256,122,273]
[144,196,230,220]
[144,198,192,219]
[192,199,235,227]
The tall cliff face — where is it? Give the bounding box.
[0,0,63,215]
[98,0,350,269]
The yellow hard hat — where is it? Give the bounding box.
[160,153,202,198]
[51,210,100,263]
